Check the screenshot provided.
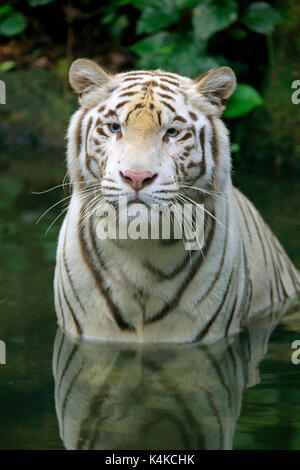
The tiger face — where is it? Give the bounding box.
[68,59,236,213]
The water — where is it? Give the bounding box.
[0,160,299,450]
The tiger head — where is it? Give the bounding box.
[67,59,236,213]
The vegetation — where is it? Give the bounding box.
[0,0,299,173]
[0,1,282,116]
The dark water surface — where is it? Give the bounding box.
[0,164,299,450]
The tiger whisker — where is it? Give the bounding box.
[178,183,229,198]
[39,186,101,225]
[45,207,69,236]
[32,181,103,195]
[44,188,103,234]
[177,192,228,233]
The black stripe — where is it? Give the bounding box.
[143,251,197,281]
[205,348,233,410]
[76,108,89,158]
[173,115,187,123]
[57,341,79,397]
[157,110,162,126]
[161,100,176,113]
[124,71,156,77]
[199,126,206,176]
[207,116,218,166]
[54,326,65,377]
[159,78,179,87]
[244,198,268,264]
[263,225,284,301]
[189,111,198,121]
[157,92,175,101]
[63,218,86,315]
[236,191,252,244]
[56,278,66,330]
[193,264,235,342]
[178,132,192,142]
[145,214,216,325]
[60,267,83,336]
[193,205,229,310]
[78,207,135,332]
[60,365,84,439]
[205,390,224,449]
[238,241,250,322]
[85,117,99,179]
[225,294,238,337]
[115,100,129,109]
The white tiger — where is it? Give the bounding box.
[54,58,300,343]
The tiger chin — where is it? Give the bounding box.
[54,58,300,344]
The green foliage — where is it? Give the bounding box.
[224,84,263,118]
[0,0,281,121]
[242,2,281,34]
[130,31,224,76]
[0,0,285,125]
[0,5,26,37]
[27,0,56,6]
[0,60,15,72]
[136,0,181,34]
[192,0,238,41]
[127,0,282,117]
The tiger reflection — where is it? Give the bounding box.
[53,299,296,450]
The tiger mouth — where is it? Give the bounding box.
[127,198,148,207]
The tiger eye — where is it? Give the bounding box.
[166,128,178,137]
[109,123,121,133]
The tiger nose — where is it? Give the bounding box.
[120,171,157,191]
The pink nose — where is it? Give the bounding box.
[120,171,157,191]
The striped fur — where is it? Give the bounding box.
[53,299,295,450]
[54,60,300,343]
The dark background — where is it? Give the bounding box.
[1,0,300,171]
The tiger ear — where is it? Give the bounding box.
[69,58,113,96]
[194,66,236,112]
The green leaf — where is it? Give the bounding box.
[242,2,281,34]
[0,60,16,72]
[110,14,129,39]
[136,0,180,34]
[0,5,13,20]
[131,31,176,54]
[193,0,238,41]
[230,143,240,153]
[224,84,263,118]
[27,0,56,6]
[0,10,27,37]
[174,0,199,8]
[131,31,224,76]
[118,0,145,9]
